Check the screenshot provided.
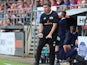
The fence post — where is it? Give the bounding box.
[4,1,6,21]
[33,0,37,56]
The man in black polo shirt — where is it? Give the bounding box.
[35,3,59,65]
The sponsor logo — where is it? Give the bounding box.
[44,21,52,25]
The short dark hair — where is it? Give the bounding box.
[62,11,66,17]
[43,3,51,7]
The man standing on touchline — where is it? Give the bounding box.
[35,3,59,65]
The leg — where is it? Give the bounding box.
[48,39,55,65]
[58,36,65,60]
[63,31,70,45]
[35,38,46,65]
[63,45,71,52]
[65,47,77,59]
[56,35,64,61]
[58,46,65,60]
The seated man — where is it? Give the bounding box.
[65,39,78,60]
[63,26,78,60]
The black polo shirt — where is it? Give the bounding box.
[40,11,59,37]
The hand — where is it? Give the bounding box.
[36,33,43,38]
[46,34,52,39]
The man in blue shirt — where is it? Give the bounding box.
[57,11,70,61]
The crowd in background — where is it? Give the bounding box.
[0,0,32,26]
[36,0,87,10]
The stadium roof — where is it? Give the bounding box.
[58,8,87,16]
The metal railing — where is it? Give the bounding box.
[0,1,87,24]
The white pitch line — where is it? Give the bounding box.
[4,63,12,65]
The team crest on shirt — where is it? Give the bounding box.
[43,17,46,20]
[49,16,53,19]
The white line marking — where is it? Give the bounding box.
[4,63,12,65]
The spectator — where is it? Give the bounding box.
[49,0,58,6]
[0,20,4,32]
[77,0,82,8]
[36,1,41,7]
[81,0,87,8]
[56,0,64,11]
[56,0,64,5]
[23,0,33,9]
[62,0,70,10]
[71,0,78,9]
[6,14,10,20]
[17,0,23,9]
[46,0,51,4]
[5,18,13,26]
[63,0,70,6]
[0,1,32,25]
[22,2,31,14]
[39,0,44,7]
[10,2,17,10]
[71,0,77,5]
[77,0,82,4]
[3,18,13,32]
[0,3,4,12]
[0,20,3,26]
[22,2,30,8]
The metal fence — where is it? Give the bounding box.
[0,1,87,25]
